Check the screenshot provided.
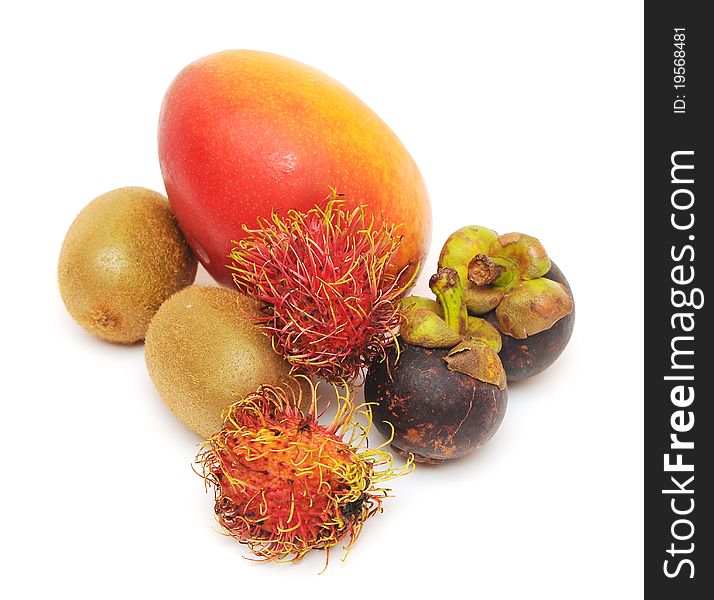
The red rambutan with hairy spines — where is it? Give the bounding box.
[196,378,413,565]
[227,195,415,382]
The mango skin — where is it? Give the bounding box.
[158,50,431,286]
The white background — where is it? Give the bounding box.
[1,1,643,598]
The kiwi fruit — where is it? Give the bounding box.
[145,285,301,438]
[58,187,197,343]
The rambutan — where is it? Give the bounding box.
[227,195,414,382]
[196,379,412,564]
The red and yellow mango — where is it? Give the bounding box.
[158,50,431,286]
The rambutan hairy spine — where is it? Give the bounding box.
[227,194,417,382]
[196,377,413,566]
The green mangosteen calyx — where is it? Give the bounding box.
[400,267,506,389]
[439,226,574,339]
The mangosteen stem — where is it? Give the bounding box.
[429,268,468,336]
[467,254,517,288]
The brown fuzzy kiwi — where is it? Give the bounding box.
[144,285,304,438]
[58,187,197,343]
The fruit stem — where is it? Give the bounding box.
[467,254,517,288]
[429,268,468,336]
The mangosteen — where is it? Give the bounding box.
[486,262,574,382]
[439,226,575,382]
[365,268,508,463]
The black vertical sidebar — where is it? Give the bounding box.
[645,3,711,597]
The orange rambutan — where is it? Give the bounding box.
[227,195,414,382]
[196,379,412,564]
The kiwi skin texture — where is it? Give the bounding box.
[58,187,197,343]
[145,285,300,438]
